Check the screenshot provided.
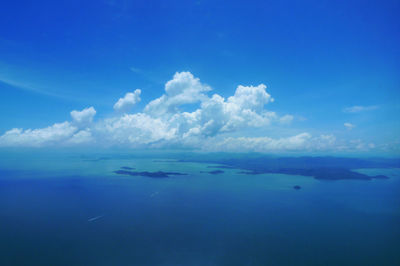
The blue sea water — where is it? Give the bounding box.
[0,151,399,265]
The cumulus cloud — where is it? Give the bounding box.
[70,107,96,127]
[344,122,356,130]
[94,81,278,146]
[343,105,378,113]
[97,113,176,146]
[114,89,141,112]
[145,72,211,116]
[176,84,276,137]
[1,71,378,153]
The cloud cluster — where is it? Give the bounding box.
[166,83,276,138]
[95,74,280,148]
[0,71,379,153]
[0,122,77,147]
[0,106,97,147]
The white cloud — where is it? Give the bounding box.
[0,106,96,147]
[130,67,142,74]
[145,72,211,116]
[200,133,378,153]
[114,89,141,112]
[97,113,176,146]
[70,107,96,127]
[193,84,276,136]
[0,71,384,153]
[227,84,274,111]
[0,122,77,147]
[344,122,356,130]
[343,105,378,113]
[67,129,94,145]
[202,133,312,152]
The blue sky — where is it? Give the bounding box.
[0,0,399,154]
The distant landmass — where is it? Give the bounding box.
[114,170,187,178]
[180,156,400,180]
[238,168,389,180]
[110,155,399,180]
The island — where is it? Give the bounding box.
[121,166,135,170]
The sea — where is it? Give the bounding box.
[0,150,399,265]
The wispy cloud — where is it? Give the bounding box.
[343,105,379,113]
[344,122,356,130]
[0,76,57,98]
[129,67,142,74]
[129,66,163,85]
[0,75,87,104]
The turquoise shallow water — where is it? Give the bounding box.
[0,151,399,265]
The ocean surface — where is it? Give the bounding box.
[0,151,399,265]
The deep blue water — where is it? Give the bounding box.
[0,152,399,265]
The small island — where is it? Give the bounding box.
[121,166,135,170]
